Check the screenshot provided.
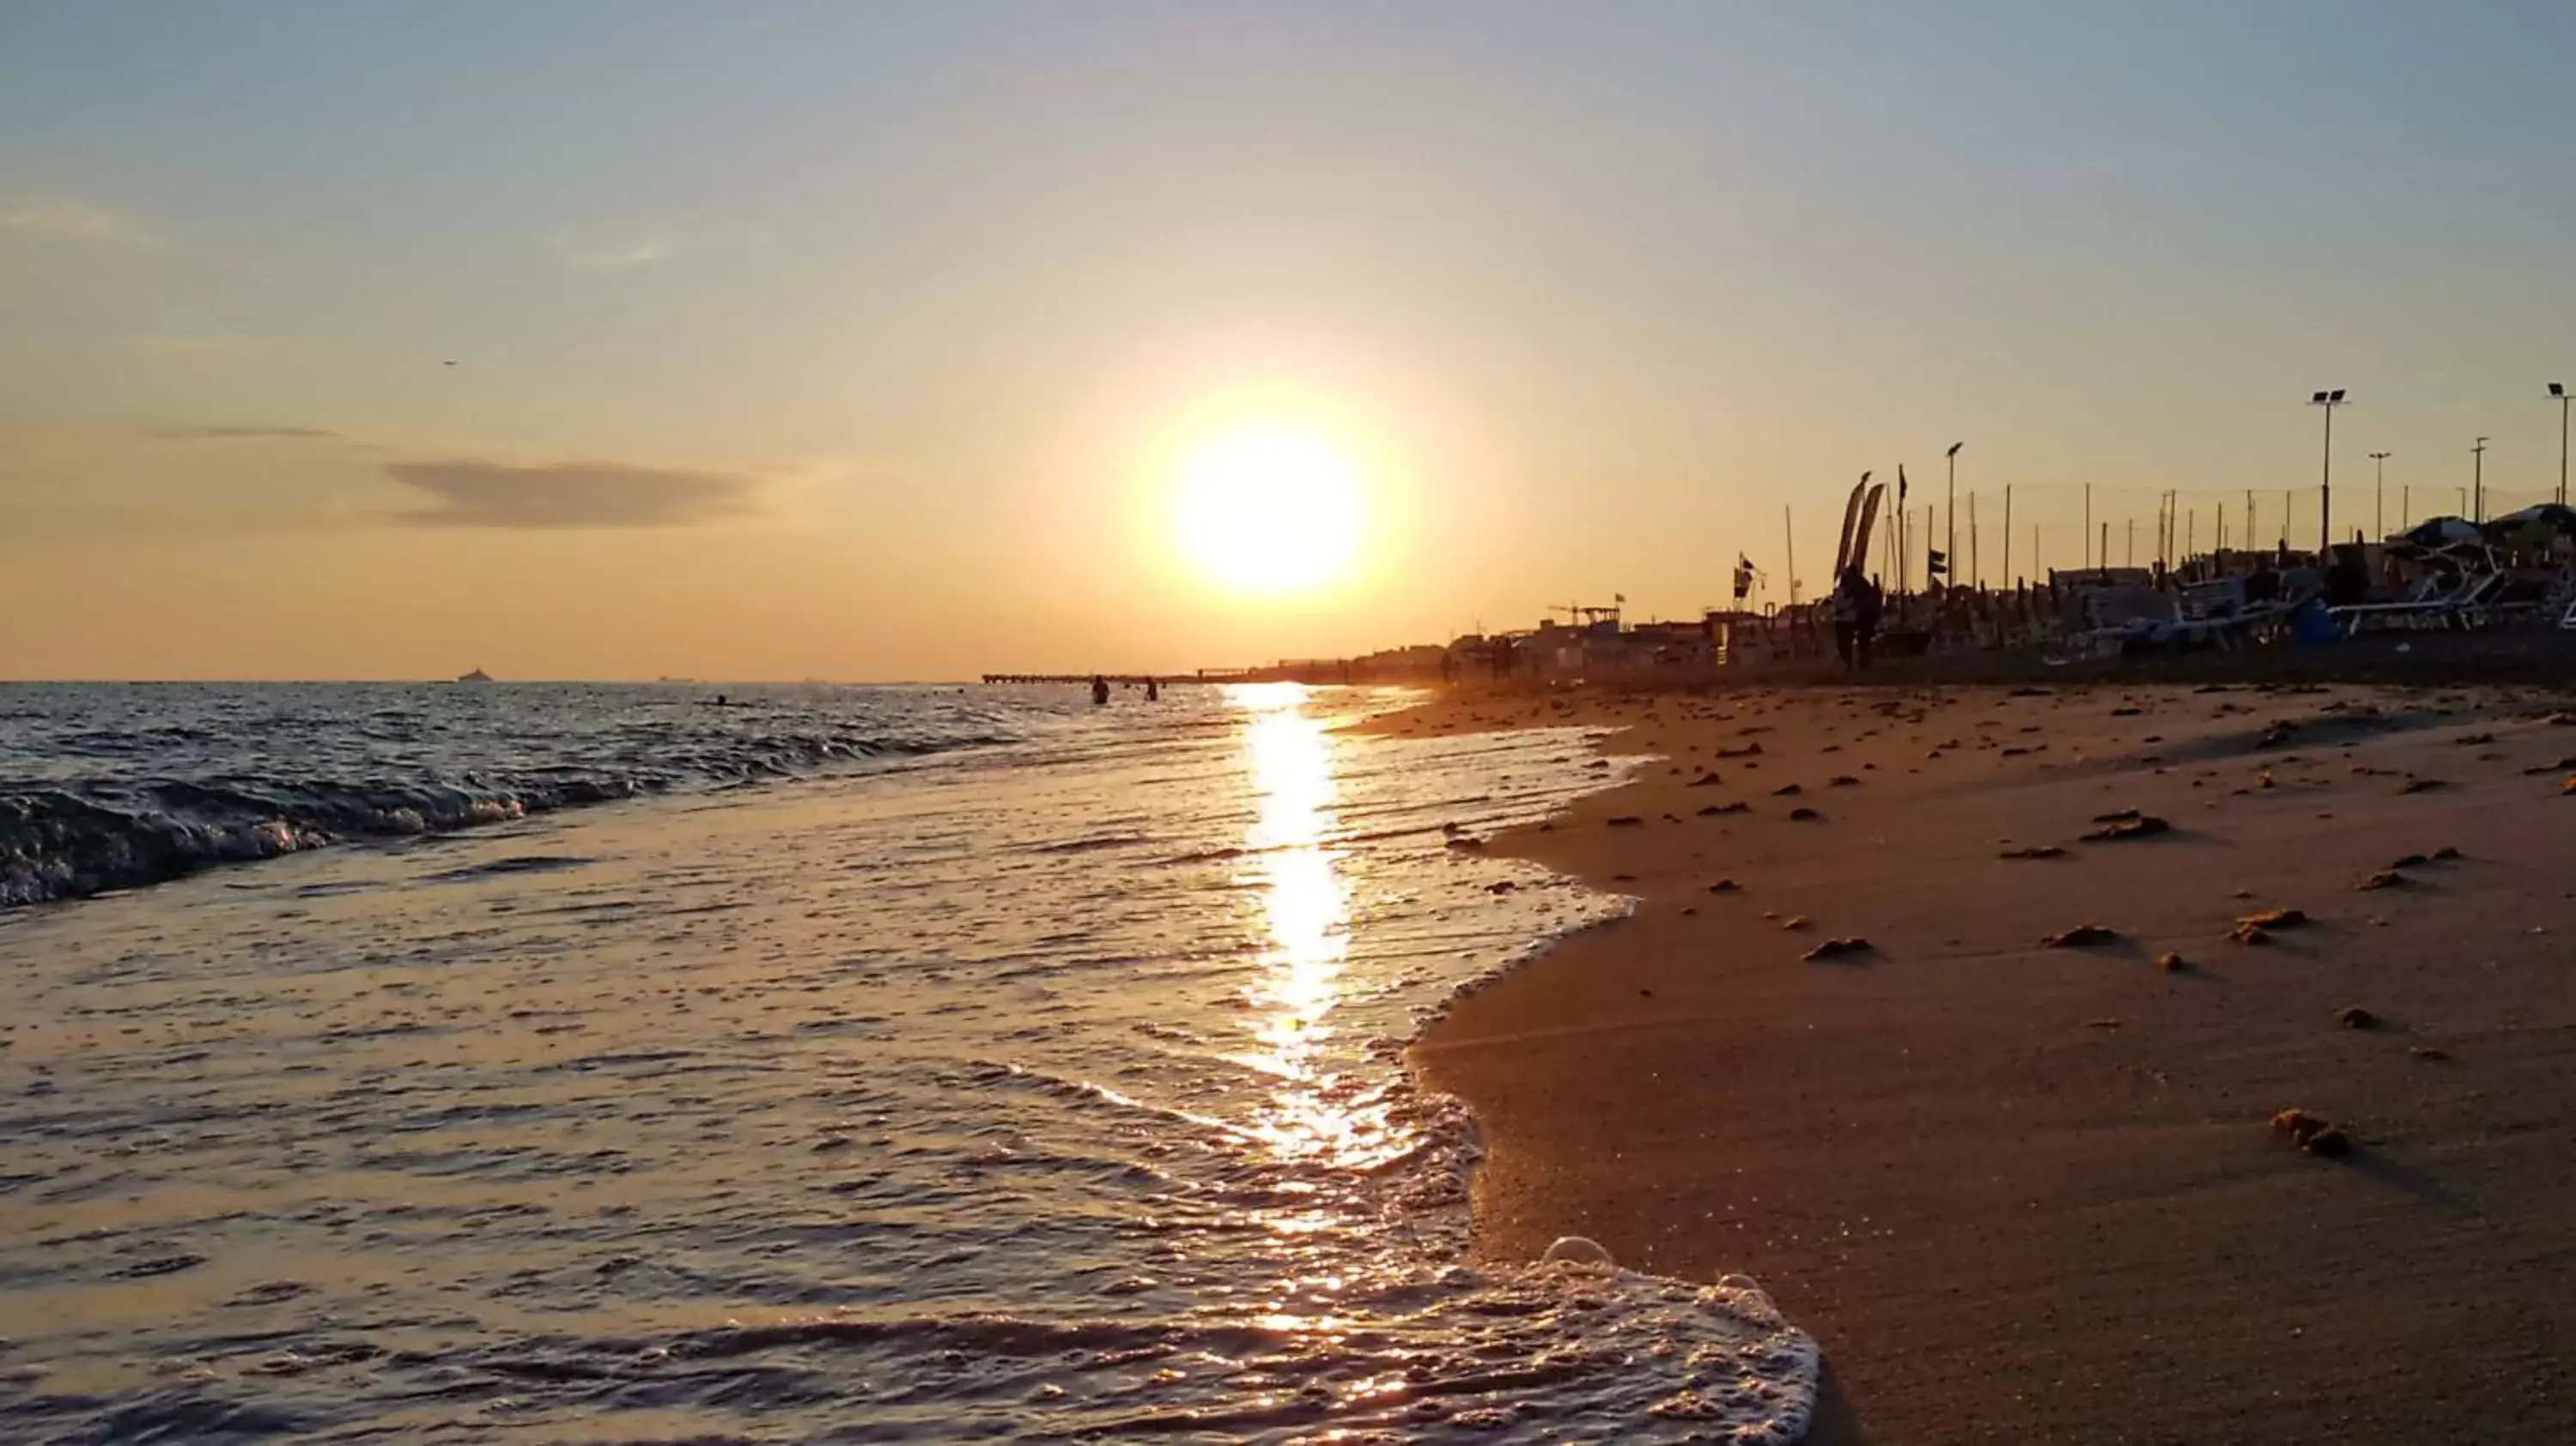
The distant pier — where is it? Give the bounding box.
[980,672,1244,686]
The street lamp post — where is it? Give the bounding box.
[2472,436,2488,523]
[2551,383,2569,507]
[2307,389,2345,553]
[2368,452,2391,540]
[1945,441,1963,587]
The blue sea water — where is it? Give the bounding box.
[0,682,1815,1443]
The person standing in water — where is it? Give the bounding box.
[1145,679,1159,702]
[1091,675,1110,706]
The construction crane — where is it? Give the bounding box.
[1547,598,1624,629]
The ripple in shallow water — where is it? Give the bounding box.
[0,684,1815,1441]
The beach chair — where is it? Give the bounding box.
[2331,566,2499,635]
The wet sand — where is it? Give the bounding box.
[1396,679,2576,1443]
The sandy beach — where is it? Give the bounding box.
[1396,677,2576,1443]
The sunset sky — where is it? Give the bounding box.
[6,1,2576,680]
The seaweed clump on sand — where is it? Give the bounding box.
[2271,1108,2354,1158]
[2043,923,2120,948]
[2083,810,2172,841]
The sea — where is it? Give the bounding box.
[0,682,1816,1443]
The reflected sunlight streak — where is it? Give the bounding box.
[1225,684,1415,1172]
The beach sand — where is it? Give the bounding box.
[1394,680,2576,1443]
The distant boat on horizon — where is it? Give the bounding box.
[456,666,493,684]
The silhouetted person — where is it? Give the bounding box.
[2245,557,2281,605]
[1090,675,1109,706]
[1145,679,1159,702]
[1830,566,1883,670]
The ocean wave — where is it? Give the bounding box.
[0,728,1006,908]
[0,1261,1812,1443]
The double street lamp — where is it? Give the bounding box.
[1946,440,1963,586]
[2368,451,2391,538]
[2308,389,2346,552]
[2551,382,2569,507]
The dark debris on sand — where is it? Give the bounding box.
[2271,1108,2354,1158]
[1802,936,1874,962]
[2083,811,2172,841]
[2043,923,2121,948]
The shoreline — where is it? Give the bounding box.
[1403,677,2576,1443]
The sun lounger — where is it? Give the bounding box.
[2331,569,2507,635]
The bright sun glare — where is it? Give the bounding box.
[1173,428,1367,596]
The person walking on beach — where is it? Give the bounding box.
[1829,566,1883,670]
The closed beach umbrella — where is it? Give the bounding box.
[2391,516,2482,548]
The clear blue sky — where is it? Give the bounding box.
[5,1,2574,677]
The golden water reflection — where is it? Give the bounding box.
[1226,684,1413,1172]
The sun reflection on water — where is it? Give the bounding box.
[1225,684,1419,1175]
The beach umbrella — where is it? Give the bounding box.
[2484,501,2576,535]
[2391,516,2481,548]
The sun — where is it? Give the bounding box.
[1171,427,1367,596]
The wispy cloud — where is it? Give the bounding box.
[386,459,765,529]
[2,197,154,246]
[155,424,343,442]
[547,223,773,269]
[574,238,673,267]
[127,334,275,359]
[548,230,677,268]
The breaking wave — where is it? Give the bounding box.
[2,682,1031,906]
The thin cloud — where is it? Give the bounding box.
[578,239,671,267]
[3,197,154,246]
[551,233,675,268]
[387,459,764,529]
[127,334,274,359]
[155,425,343,442]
